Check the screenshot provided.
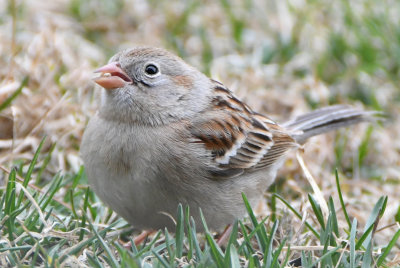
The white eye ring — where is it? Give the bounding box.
[144,63,161,77]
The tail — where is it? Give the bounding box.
[282,105,380,144]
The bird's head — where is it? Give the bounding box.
[94,47,213,125]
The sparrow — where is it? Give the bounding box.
[81,47,375,231]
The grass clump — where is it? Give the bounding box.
[0,142,398,267]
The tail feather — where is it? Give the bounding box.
[283,105,380,144]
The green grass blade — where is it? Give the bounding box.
[59,220,122,263]
[328,197,339,236]
[379,196,388,218]
[362,196,386,248]
[205,231,224,267]
[224,221,238,267]
[270,185,277,222]
[270,237,286,268]
[184,205,193,261]
[24,136,46,183]
[273,193,320,238]
[4,169,17,241]
[321,233,332,268]
[238,221,254,255]
[0,76,28,112]
[87,254,103,268]
[301,251,311,268]
[238,216,269,255]
[358,126,373,168]
[189,217,202,261]
[355,222,374,250]
[376,228,400,267]
[395,205,400,224]
[308,193,325,230]
[36,142,56,184]
[242,193,268,251]
[85,214,119,268]
[361,240,373,268]
[39,174,63,211]
[79,187,90,241]
[238,220,263,267]
[135,230,162,258]
[18,137,46,206]
[114,242,139,268]
[263,220,278,268]
[129,237,139,255]
[5,169,16,215]
[321,215,335,267]
[228,244,240,268]
[350,218,357,268]
[0,245,33,253]
[175,203,184,258]
[164,229,174,266]
[200,209,225,268]
[335,169,351,229]
[311,246,341,267]
[280,244,291,268]
[69,189,78,219]
[152,250,171,268]
[30,243,40,268]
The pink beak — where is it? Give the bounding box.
[93,62,132,90]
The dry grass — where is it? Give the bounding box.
[0,0,399,266]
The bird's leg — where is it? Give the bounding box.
[134,230,154,245]
[217,224,233,247]
[121,230,154,249]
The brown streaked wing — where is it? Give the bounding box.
[189,80,297,179]
[253,119,298,169]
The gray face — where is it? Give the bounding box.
[99,47,213,126]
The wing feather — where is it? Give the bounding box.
[188,81,297,179]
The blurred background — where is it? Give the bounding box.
[0,0,399,247]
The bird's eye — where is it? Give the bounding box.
[144,64,159,76]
